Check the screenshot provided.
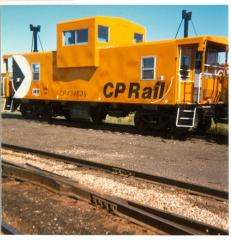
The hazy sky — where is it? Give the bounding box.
[0,5,228,56]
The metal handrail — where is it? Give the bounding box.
[1,76,6,97]
[197,73,202,103]
[204,64,227,69]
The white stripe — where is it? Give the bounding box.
[13,55,32,98]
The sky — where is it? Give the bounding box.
[0,5,228,57]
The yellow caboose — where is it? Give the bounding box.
[2,16,229,131]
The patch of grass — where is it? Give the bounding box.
[104,114,135,126]
[105,113,229,136]
[208,121,228,136]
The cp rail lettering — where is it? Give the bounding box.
[103,82,165,99]
[60,90,87,97]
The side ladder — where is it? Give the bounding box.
[3,98,14,112]
[1,76,14,112]
[176,106,197,128]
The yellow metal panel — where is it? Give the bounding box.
[57,18,98,68]
[95,17,146,47]
[179,82,194,103]
[20,41,177,105]
[56,17,146,68]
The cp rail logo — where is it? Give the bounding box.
[103,82,166,99]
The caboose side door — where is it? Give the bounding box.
[2,58,14,111]
[178,45,201,104]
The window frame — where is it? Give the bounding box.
[141,56,156,80]
[134,33,143,43]
[63,28,89,46]
[75,28,88,45]
[63,30,76,46]
[31,63,40,81]
[98,25,110,43]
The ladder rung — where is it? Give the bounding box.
[183,110,194,112]
[176,124,193,127]
[180,117,193,120]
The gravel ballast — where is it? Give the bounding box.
[2,149,228,230]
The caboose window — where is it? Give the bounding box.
[134,33,143,43]
[32,63,40,81]
[63,30,76,45]
[98,25,109,42]
[63,29,88,45]
[141,56,156,80]
[76,29,88,44]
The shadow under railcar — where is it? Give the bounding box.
[1,112,228,145]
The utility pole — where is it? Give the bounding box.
[30,24,41,52]
[182,10,192,38]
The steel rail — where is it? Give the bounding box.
[1,222,20,235]
[2,160,228,235]
[2,142,228,201]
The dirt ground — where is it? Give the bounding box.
[2,178,158,235]
[1,114,228,190]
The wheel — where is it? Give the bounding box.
[90,107,107,124]
[20,104,32,119]
[64,112,71,121]
[134,111,151,130]
[196,117,212,133]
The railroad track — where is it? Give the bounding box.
[2,160,228,235]
[2,143,228,201]
[1,222,20,235]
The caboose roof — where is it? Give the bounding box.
[96,35,228,51]
[57,16,144,29]
[176,36,228,46]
